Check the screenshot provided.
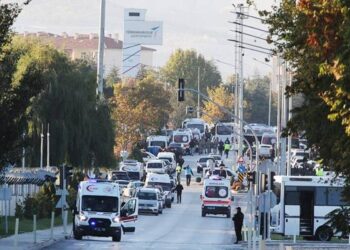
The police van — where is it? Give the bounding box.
[72,179,138,242]
[200,177,233,218]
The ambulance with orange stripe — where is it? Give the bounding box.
[200,177,233,218]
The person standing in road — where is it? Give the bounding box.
[175,182,184,203]
[218,139,224,156]
[219,166,227,179]
[184,165,194,186]
[178,155,185,168]
[176,164,182,184]
[232,207,244,244]
[224,140,231,159]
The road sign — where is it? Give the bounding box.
[237,164,247,173]
[55,196,68,209]
[237,156,245,164]
[0,187,11,200]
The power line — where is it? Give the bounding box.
[238,45,273,56]
[229,21,269,33]
[231,30,268,42]
[231,11,266,21]
[228,39,273,52]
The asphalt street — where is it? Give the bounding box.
[45,153,247,250]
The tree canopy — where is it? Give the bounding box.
[161,49,222,96]
[262,0,350,178]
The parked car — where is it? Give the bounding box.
[123,181,144,197]
[136,187,163,215]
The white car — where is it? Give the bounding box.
[145,159,167,174]
[123,181,144,197]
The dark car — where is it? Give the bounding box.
[167,143,184,155]
[110,171,130,181]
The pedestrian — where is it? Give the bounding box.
[219,166,227,178]
[232,207,244,244]
[189,139,195,155]
[175,182,184,203]
[178,155,185,168]
[212,137,218,154]
[184,165,194,186]
[224,140,231,159]
[176,164,182,184]
[218,139,224,156]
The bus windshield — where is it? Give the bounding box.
[216,125,233,135]
[186,123,204,133]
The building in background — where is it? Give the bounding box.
[19,32,156,76]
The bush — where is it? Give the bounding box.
[15,201,24,219]
[23,195,38,219]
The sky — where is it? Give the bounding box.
[8,0,279,81]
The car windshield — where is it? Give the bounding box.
[147,181,171,191]
[205,186,229,198]
[186,123,204,133]
[147,163,163,168]
[112,172,129,180]
[216,125,233,135]
[262,135,276,145]
[159,157,172,163]
[150,141,166,148]
[173,134,189,143]
[199,158,212,163]
[82,195,118,212]
[127,172,140,180]
[169,143,181,148]
[137,191,157,200]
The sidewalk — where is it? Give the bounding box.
[0,223,72,250]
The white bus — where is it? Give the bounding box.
[270,175,347,241]
[214,122,239,150]
[183,118,207,138]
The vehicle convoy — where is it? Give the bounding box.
[120,160,143,181]
[145,173,174,207]
[200,177,233,218]
[270,175,348,241]
[72,180,138,242]
[145,159,167,174]
[147,135,169,149]
[136,187,162,215]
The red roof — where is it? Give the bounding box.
[19,32,156,51]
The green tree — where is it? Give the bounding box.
[262,0,350,182]
[244,75,277,125]
[162,49,222,96]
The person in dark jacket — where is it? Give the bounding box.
[178,155,185,168]
[232,207,244,244]
[218,139,224,156]
[175,182,184,203]
[219,166,227,178]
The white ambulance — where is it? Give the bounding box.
[200,177,233,218]
[72,179,139,242]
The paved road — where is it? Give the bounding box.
[45,153,246,250]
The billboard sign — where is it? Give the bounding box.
[124,21,163,45]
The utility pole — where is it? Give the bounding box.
[234,18,239,125]
[268,78,272,126]
[287,71,293,175]
[22,133,25,169]
[40,124,44,169]
[276,55,281,174]
[46,123,50,170]
[197,67,200,118]
[96,0,106,99]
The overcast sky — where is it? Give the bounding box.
[8,0,278,81]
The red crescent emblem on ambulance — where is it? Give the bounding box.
[86,185,98,192]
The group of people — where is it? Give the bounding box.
[187,136,233,158]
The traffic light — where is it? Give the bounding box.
[247,171,256,184]
[178,78,185,102]
[270,171,276,190]
[65,165,73,178]
[186,106,194,114]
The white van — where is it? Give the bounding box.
[147,135,169,149]
[145,173,174,208]
[259,132,277,158]
[171,129,193,149]
[145,159,167,174]
[157,152,176,173]
[200,177,233,218]
[73,180,138,242]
